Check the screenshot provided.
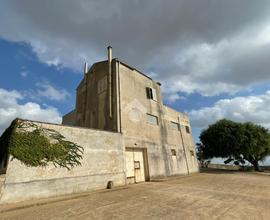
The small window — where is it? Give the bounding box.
[190,150,194,156]
[147,113,158,125]
[185,126,190,133]
[170,121,180,131]
[146,87,157,101]
[98,76,107,93]
[171,149,176,156]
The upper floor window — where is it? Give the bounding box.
[146,87,157,101]
[146,113,158,125]
[185,126,190,133]
[98,76,107,94]
[170,121,180,131]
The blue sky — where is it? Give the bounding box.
[1,1,270,165]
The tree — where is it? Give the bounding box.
[196,143,210,168]
[199,119,270,171]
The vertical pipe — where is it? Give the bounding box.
[108,46,113,119]
[115,60,121,132]
[83,62,88,126]
[118,61,122,133]
[178,116,190,175]
[84,62,88,75]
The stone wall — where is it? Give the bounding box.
[0,120,126,204]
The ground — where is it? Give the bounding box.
[1,170,270,220]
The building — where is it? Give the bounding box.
[63,46,198,182]
[0,47,198,204]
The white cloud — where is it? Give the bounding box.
[0,88,62,135]
[1,1,270,97]
[166,93,185,103]
[188,91,270,130]
[35,81,70,101]
[20,71,28,78]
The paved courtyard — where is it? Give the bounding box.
[1,170,270,220]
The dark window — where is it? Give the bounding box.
[171,149,176,156]
[146,87,157,101]
[190,150,194,156]
[185,126,190,133]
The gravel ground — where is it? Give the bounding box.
[1,170,270,220]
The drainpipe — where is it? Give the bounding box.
[83,62,88,126]
[178,116,190,175]
[108,46,113,119]
[115,60,122,133]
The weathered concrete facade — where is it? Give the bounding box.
[0,47,198,204]
[63,47,199,181]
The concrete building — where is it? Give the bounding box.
[63,46,198,182]
[0,47,198,204]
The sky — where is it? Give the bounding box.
[1,0,270,164]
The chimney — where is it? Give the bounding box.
[108,46,112,64]
[84,62,88,75]
[108,46,113,118]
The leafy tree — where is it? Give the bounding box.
[196,143,210,168]
[199,119,270,171]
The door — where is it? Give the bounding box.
[125,148,146,183]
[172,154,178,175]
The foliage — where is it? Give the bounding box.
[0,119,84,170]
[199,119,270,171]
[196,143,210,167]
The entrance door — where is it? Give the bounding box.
[125,148,146,183]
[172,154,178,175]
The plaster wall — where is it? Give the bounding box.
[67,60,118,132]
[62,110,76,126]
[118,63,198,176]
[0,121,126,204]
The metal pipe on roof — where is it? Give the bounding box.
[108,46,113,119]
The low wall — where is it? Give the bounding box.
[0,120,126,204]
[206,164,270,171]
[207,164,241,171]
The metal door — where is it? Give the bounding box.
[125,148,146,183]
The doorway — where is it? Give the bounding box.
[125,148,149,184]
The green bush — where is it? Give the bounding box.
[0,119,83,170]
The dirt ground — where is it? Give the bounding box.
[1,170,270,220]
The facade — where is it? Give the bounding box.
[63,46,198,182]
[0,47,198,204]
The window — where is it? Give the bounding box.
[146,113,158,125]
[170,121,180,131]
[190,150,194,156]
[146,87,157,101]
[171,149,176,156]
[98,76,107,93]
[185,126,190,133]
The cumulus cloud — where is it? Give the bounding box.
[0,88,62,135]
[188,91,270,130]
[23,81,70,102]
[35,81,70,101]
[1,0,270,97]
[166,93,185,103]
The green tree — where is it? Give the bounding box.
[196,143,210,168]
[199,119,270,171]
